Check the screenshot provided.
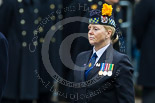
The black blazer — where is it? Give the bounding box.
[72,44,134,103]
[0,0,40,99]
[0,32,8,101]
[0,0,63,99]
[133,0,155,87]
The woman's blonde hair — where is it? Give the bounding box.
[103,25,116,38]
[103,25,118,44]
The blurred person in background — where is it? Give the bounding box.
[133,0,155,103]
[37,0,63,102]
[0,0,40,102]
[0,32,8,102]
[0,0,57,102]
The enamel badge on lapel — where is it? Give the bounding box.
[98,63,114,76]
[89,63,92,67]
[96,63,101,67]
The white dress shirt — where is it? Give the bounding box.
[93,43,110,64]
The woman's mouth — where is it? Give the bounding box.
[89,37,94,40]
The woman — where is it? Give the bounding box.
[72,3,134,103]
[0,32,8,101]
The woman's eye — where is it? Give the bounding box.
[94,28,98,31]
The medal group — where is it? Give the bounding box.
[96,63,114,76]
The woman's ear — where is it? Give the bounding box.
[106,29,112,38]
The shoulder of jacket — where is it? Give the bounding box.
[113,50,130,63]
[78,50,91,56]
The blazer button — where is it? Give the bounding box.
[40,38,44,43]
[51,26,56,31]
[39,27,43,33]
[116,6,121,12]
[91,4,97,10]
[22,42,27,47]
[22,30,26,36]
[34,8,39,14]
[17,0,22,3]
[51,16,55,21]
[118,19,123,24]
[88,0,93,2]
[20,19,25,25]
[50,4,55,9]
[98,1,103,6]
[34,19,39,25]
[19,8,24,14]
[51,37,56,43]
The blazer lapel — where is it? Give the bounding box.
[86,44,114,80]
[79,50,93,82]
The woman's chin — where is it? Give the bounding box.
[89,41,95,46]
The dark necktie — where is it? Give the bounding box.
[85,53,98,80]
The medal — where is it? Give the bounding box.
[108,71,112,76]
[98,63,114,76]
[98,71,104,75]
[107,64,114,76]
[103,63,108,76]
[98,63,105,75]
[103,71,107,76]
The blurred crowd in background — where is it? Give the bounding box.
[0,0,155,103]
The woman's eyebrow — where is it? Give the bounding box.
[93,25,100,29]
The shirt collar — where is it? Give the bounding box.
[93,43,110,59]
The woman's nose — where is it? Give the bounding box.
[88,29,93,35]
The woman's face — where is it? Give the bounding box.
[88,24,109,46]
